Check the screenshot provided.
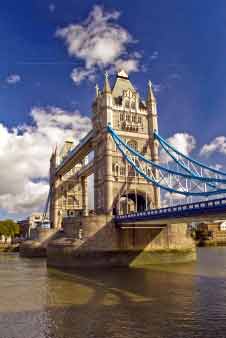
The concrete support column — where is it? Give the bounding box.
[104,134,113,215]
[81,177,88,216]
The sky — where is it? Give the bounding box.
[1,0,226,219]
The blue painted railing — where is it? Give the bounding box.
[114,198,226,224]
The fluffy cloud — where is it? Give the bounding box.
[200,136,226,157]
[56,5,140,84]
[160,133,196,164]
[150,51,159,60]
[0,107,91,216]
[49,3,55,13]
[5,74,21,84]
[71,68,96,85]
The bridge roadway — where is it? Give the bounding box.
[114,197,226,227]
[56,130,94,177]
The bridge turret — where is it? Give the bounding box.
[101,71,113,126]
[49,146,60,228]
[146,80,158,134]
[146,80,161,207]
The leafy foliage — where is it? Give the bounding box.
[0,220,20,237]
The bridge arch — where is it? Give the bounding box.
[113,191,153,215]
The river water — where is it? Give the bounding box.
[0,248,226,338]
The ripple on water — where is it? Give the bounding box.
[0,248,226,338]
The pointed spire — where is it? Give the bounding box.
[147,80,156,103]
[103,71,111,94]
[95,83,99,97]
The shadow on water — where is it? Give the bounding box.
[1,249,226,338]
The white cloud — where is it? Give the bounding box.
[153,83,162,93]
[114,58,139,73]
[5,74,21,84]
[0,107,91,216]
[160,133,196,163]
[71,68,96,85]
[200,136,226,157]
[56,5,140,83]
[150,51,159,60]
[49,3,55,12]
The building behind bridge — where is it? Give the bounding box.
[196,221,226,245]
[18,212,50,239]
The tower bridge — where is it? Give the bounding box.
[45,70,226,267]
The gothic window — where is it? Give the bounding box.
[128,166,135,177]
[68,197,74,205]
[125,100,129,108]
[74,198,79,207]
[126,114,130,121]
[131,101,136,110]
[127,140,138,151]
[138,116,142,124]
[114,97,122,105]
[113,163,119,176]
[120,113,124,121]
[132,115,136,122]
[120,167,126,176]
[115,164,119,176]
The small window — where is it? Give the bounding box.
[120,167,125,176]
[131,101,136,109]
[125,100,129,108]
[138,116,142,124]
[68,197,74,205]
[128,140,138,151]
[120,113,124,121]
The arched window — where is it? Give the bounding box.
[131,101,136,110]
[113,163,119,176]
[68,197,74,205]
[120,166,126,176]
[125,100,129,108]
[127,140,138,151]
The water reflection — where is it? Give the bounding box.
[0,248,226,338]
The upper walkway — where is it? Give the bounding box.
[56,130,94,177]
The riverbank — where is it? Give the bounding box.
[0,243,19,252]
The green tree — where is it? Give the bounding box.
[0,219,20,238]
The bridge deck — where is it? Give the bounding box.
[114,198,226,226]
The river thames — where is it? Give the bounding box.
[0,248,226,338]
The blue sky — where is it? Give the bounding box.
[1,0,226,218]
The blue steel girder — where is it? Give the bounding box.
[115,198,226,225]
[107,125,226,197]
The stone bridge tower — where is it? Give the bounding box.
[92,70,161,216]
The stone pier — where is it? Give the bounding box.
[47,215,196,268]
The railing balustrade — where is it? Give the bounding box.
[115,198,226,223]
